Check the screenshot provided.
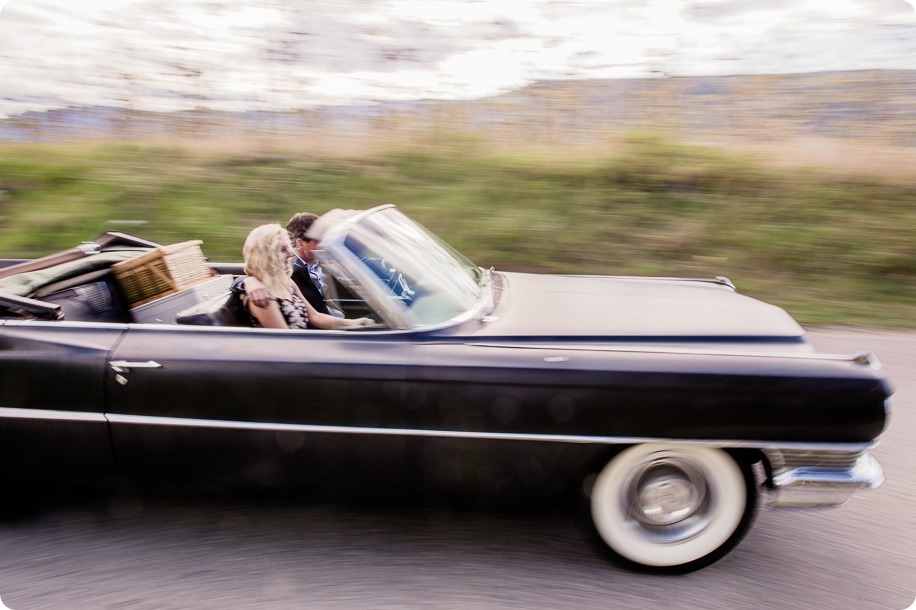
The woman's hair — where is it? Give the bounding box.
[243,224,293,297]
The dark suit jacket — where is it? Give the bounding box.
[291,258,330,315]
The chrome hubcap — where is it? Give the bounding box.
[624,454,712,542]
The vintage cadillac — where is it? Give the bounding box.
[0,205,892,572]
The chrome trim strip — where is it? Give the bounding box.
[463,341,871,363]
[0,319,129,330]
[2,318,409,335]
[714,275,737,291]
[103,412,876,452]
[0,319,876,368]
[0,407,879,454]
[0,407,107,423]
[561,274,737,288]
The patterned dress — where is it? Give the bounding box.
[250,293,310,329]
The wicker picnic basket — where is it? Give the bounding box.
[112,240,216,307]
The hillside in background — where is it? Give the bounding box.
[3,70,915,154]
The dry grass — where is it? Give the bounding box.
[76,131,916,186]
[725,137,916,186]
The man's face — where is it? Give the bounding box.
[295,236,319,263]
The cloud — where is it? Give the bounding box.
[872,0,916,16]
[0,0,914,119]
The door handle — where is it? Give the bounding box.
[109,360,162,385]
[109,360,162,372]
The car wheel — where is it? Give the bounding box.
[589,443,756,573]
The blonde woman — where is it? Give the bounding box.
[242,224,371,330]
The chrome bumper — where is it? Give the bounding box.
[765,451,884,508]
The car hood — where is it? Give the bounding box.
[471,272,808,347]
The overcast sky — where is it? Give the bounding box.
[0,0,914,118]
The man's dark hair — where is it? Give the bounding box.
[286,212,319,242]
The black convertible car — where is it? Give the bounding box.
[0,205,892,572]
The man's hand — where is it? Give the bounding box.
[243,277,272,308]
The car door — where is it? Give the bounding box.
[106,324,418,490]
[409,339,644,500]
[0,320,127,480]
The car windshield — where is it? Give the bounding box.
[340,208,483,326]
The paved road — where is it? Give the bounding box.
[0,329,913,610]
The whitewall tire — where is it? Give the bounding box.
[590,443,756,572]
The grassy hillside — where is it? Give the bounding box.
[0,135,913,327]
